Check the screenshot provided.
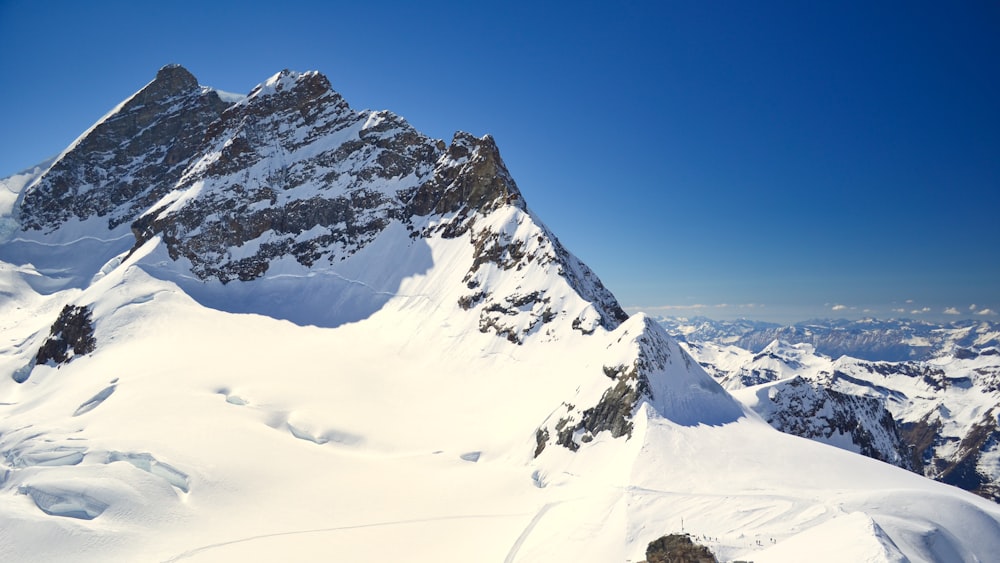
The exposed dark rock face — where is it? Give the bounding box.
[759,376,914,470]
[126,73,546,287]
[533,427,550,457]
[641,534,718,563]
[554,371,641,449]
[35,305,97,367]
[129,70,442,283]
[902,410,1000,502]
[458,208,626,343]
[546,364,645,454]
[20,65,231,231]
[834,358,1000,502]
[674,324,1000,502]
[16,65,628,343]
[900,413,943,472]
[538,318,682,455]
[408,131,520,227]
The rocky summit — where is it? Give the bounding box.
[1,66,999,562]
[19,64,231,232]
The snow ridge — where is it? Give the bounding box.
[1,66,999,562]
[671,317,1000,503]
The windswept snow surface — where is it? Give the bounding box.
[0,207,998,562]
[2,66,999,561]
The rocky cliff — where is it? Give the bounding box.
[677,331,1000,502]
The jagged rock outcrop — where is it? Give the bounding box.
[641,534,719,563]
[11,304,98,383]
[129,69,443,282]
[832,355,1000,502]
[672,328,1000,502]
[902,408,1000,501]
[8,65,726,483]
[19,65,232,231]
[408,131,519,226]
[14,65,627,338]
[550,362,644,453]
[5,64,1000,563]
[752,376,914,470]
[538,321,664,455]
[459,207,627,343]
[535,316,743,456]
[35,305,97,367]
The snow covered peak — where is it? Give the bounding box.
[760,338,817,357]
[0,66,1000,561]
[532,313,743,459]
[5,66,999,562]
[242,69,343,110]
[256,68,322,93]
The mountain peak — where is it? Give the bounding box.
[14,64,231,234]
[406,131,521,222]
[247,69,338,105]
[4,65,1000,563]
[154,63,198,90]
[130,63,202,108]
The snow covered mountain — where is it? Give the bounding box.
[660,316,1000,362]
[673,320,1000,504]
[2,66,1000,562]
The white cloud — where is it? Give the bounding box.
[831,304,847,311]
[905,299,914,304]
[970,304,978,311]
[976,308,996,316]
[943,307,961,315]
[892,308,906,314]
[911,307,931,314]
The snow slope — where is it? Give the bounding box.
[4,243,999,562]
[2,66,999,562]
[678,329,1000,504]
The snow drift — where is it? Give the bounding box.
[1,65,998,562]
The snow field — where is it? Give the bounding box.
[3,204,1000,561]
[2,64,1000,561]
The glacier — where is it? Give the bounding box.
[0,65,998,562]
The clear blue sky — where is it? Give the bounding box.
[2,1,998,323]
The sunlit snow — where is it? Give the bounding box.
[1,69,999,563]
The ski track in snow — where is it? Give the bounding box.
[160,512,531,563]
[294,268,426,299]
[5,67,1000,563]
[504,501,559,563]
[6,233,134,247]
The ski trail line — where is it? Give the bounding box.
[504,502,558,563]
[161,512,527,562]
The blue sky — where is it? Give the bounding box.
[1,1,998,323]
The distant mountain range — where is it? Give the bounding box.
[659,316,1000,503]
[1,65,998,562]
[658,316,1000,361]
